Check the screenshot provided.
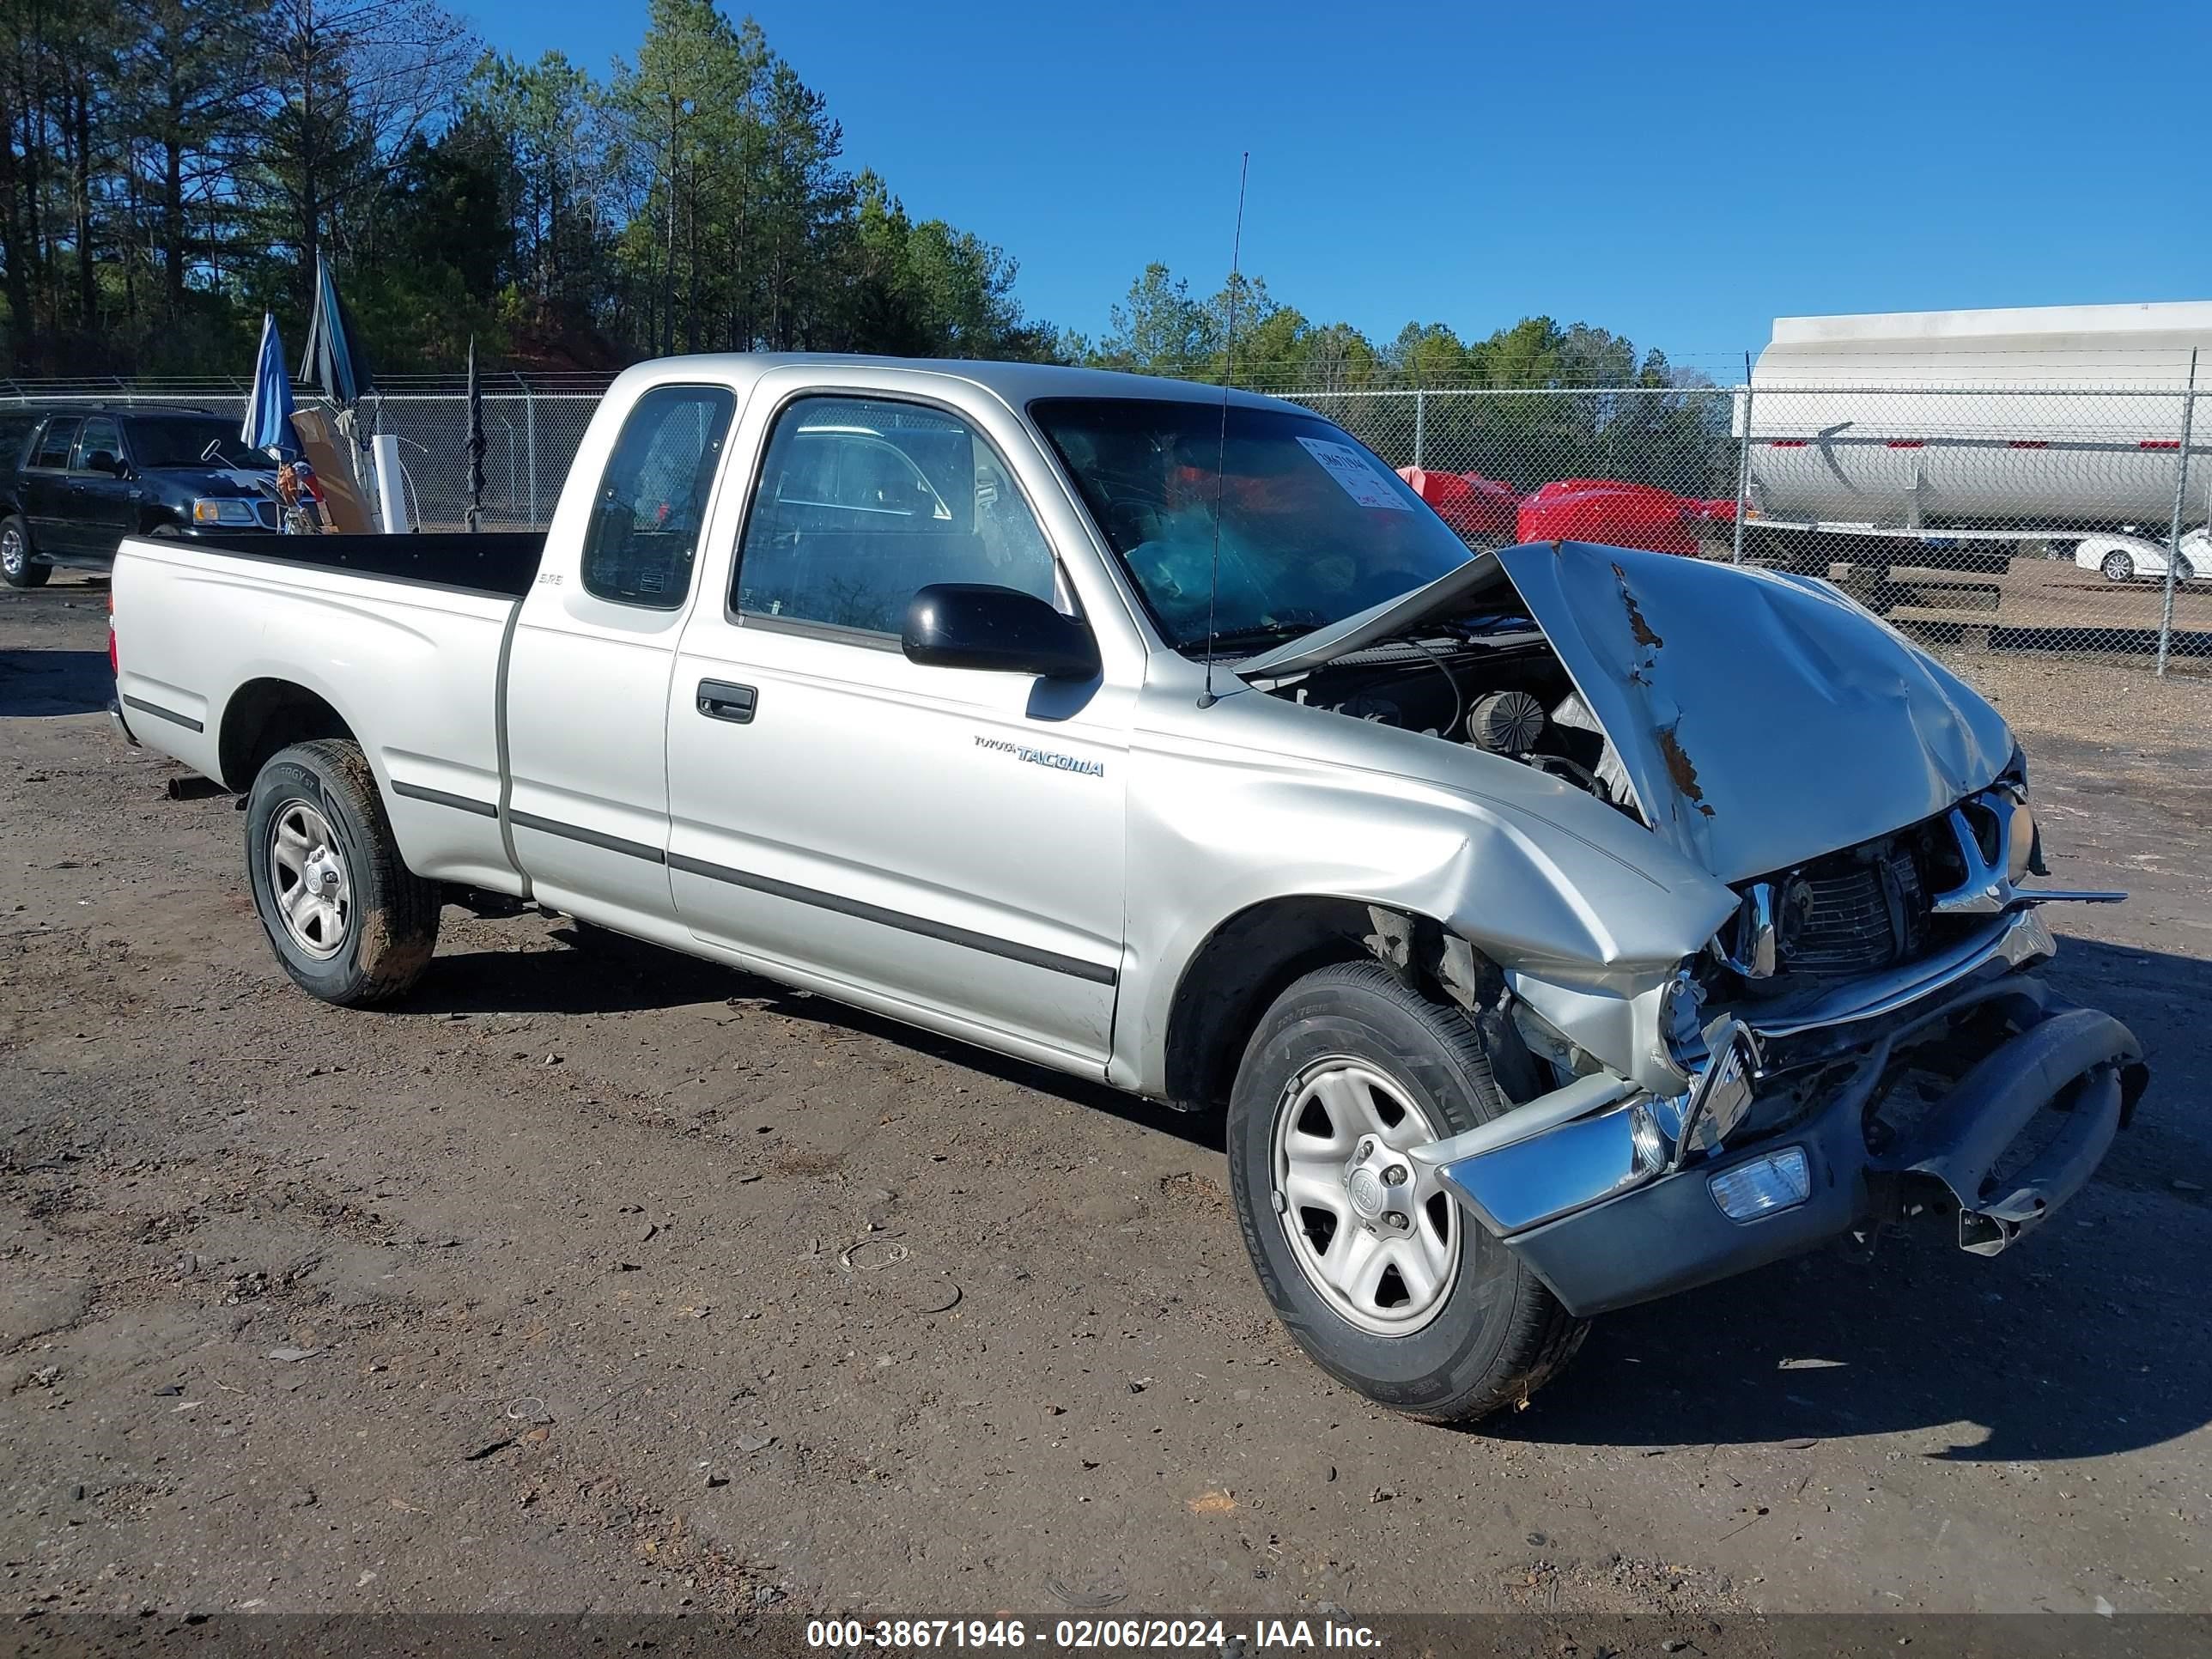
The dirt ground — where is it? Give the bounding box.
[4,570,2209,1621]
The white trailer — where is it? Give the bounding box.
[1739,301,2212,556]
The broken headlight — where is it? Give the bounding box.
[1999,744,2044,882]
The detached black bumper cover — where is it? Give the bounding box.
[1503,974,2146,1318]
[1893,1001,2141,1256]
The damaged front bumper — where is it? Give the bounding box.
[1415,910,2148,1317]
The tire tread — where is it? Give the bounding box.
[252,738,439,1006]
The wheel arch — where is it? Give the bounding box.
[218,678,357,793]
[1162,894,1495,1113]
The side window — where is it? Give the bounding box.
[0,415,38,467]
[73,416,122,471]
[578,384,737,610]
[733,395,1059,637]
[33,418,80,470]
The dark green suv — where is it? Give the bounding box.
[0,406,278,588]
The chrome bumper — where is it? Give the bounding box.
[1423,910,2146,1316]
[107,696,140,747]
[1738,907,2057,1037]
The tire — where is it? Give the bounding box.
[244,738,441,1006]
[1226,960,1587,1423]
[1,514,50,587]
[2100,550,2135,583]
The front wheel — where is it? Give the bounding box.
[1227,961,1587,1423]
[1,514,50,587]
[2101,550,2135,582]
[244,739,441,1006]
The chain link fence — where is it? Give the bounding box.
[365,391,605,530]
[1284,380,2209,684]
[0,383,609,534]
[8,372,2208,687]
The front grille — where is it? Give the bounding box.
[1774,842,1929,976]
[255,500,279,529]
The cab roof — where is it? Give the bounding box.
[606,352,1304,416]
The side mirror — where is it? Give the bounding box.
[902,583,1099,680]
[87,451,123,476]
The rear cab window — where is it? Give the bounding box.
[579,384,739,610]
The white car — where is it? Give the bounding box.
[2075,526,2209,583]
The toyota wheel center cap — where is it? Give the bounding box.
[1347,1165,1386,1218]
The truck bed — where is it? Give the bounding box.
[178,531,546,599]
[112,529,548,895]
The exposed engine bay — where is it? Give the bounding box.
[1259,607,1640,811]
[1257,599,2038,997]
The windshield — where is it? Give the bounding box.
[133,418,276,471]
[1030,398,1474,653]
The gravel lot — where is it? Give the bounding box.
[4,571,2209,1620]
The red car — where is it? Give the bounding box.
[1396,466,1522,543]
[1516,478,1735,556]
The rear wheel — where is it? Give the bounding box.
[2101,550,2135,582]
[1,514,50,587]
[244,739,441,1006]
[1226,961,1587,1423]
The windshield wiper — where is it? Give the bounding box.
[1182,621,1322,657]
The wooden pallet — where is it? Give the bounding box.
[1830,561,2002,642]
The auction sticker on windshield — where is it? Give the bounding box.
[1295,434,1413,511]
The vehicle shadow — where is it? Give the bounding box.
[0,648,112,717]
[404,927,756,1018]
[401,924,1223,1150]
[1496,1205,2212,1463]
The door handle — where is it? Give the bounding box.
[696,679,757,724]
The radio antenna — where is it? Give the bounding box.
[1198,150,1249,710]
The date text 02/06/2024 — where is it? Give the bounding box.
[803,1617,1382,1650]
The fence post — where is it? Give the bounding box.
[1730,352,1754,564]
[2156,349,2198,678]
[1412,390,1425,470]
[524,382,538,527]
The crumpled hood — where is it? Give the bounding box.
[1493,540,2014,882]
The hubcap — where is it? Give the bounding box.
[1,527,21,575]
[267,799,351,960]
[1269,1058,1460,1337]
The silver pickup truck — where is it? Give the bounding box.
[108,356,2148,1423]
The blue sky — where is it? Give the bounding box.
[466,0,2210,370]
